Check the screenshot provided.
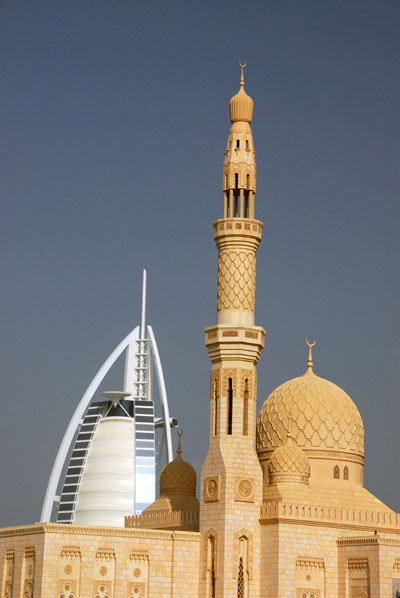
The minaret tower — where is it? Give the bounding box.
[200,65,265,598]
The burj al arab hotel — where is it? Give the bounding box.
[40,270,177,527]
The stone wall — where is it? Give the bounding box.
[0,523,200,598]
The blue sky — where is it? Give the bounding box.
[1,0,399,525]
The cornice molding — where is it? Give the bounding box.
[0,522,200,542]
[260,500,400,534]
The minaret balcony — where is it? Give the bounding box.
[213,218,263,247]
[204,324,265,363]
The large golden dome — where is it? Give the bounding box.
[257,362,364,459]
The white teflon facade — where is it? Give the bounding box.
[73,417,136,526]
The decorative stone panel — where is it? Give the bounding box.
[234,477,254,502]
[296,556,325,598]
[22,547,35,598]
[128,551,149,598]
[93,548,115,598]
[2,549,14,598]
[204,476,220,502]
[348,558,369,598]
[57,545,81,598]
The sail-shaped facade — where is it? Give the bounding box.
[41,272,174,526]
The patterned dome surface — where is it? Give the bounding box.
[257,369,364,456]
[160,451,196,497]
[269,437,310,477]
[229,65,253,123]
[230,86,253,123]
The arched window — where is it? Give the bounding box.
[214,379,218,436]
[235,173,239,189]
[246,140,249,150]
[246,174,250,189]
[207,535,216,598]
[334,465,340,479]
[227,378,233,435]
[237,536,249,598]
[243,379,249,436]
[236,139,240,149]
[238,557,244,598]
[344,466,349,480]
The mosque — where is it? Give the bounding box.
[0,67,399,598]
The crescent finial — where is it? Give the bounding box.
[177,429,183,454]
[239,61,246,86]
[305,338,316,371]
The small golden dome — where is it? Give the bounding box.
[257,346,364,459]
[269,435,310,484]
[159,433,196,497]
[229,62,254,124]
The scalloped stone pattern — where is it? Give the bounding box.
[256,372,364,455]
[217,250,255,311]
[269,440,310,476]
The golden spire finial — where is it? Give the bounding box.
[306,338,316,371]
[177,429,183,455]
[239,61,246,87]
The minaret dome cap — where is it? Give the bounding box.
[229,62,254,124]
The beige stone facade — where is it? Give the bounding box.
[1,67,399,597]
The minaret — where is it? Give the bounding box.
[200,65,265,598]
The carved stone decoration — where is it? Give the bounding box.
[58,545,81,597]
[217,250,256,312]
[58,581,77,598]
[234,477,254,502]
[3,550,14,598]
[93,547,115,598]
[93,581,112,598]
[129,552,149,598]
[96,549,115,562]
[204,476,220,502]
[394,559,400,574]
[348,558,369,572]
[296,590,321,598]
[348,558,369,598]
[128,582,146,598]
[296,558,325,570]
[240,369,255,398]
[22,547,35,598]
[60,546,81,559]
[222,370,237,395]
[296,555,325,598]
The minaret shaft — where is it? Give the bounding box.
[200,68,265,598]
